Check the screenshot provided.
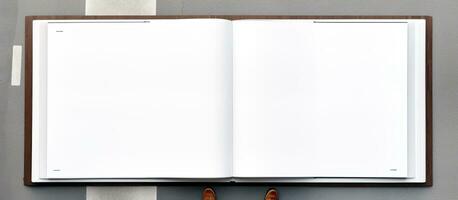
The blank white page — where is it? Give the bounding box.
[233,20,408,178]
[44,19,233,178]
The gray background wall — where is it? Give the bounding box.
[0,0,456,199]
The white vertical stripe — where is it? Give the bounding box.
[86,187,157,200]
[84,2,156,198]
[85,0,156,15]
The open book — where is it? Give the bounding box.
[29,17,428,184]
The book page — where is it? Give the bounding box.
[233,20,408,178]
[43,19,233,179]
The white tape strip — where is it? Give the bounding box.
[11,45,22,86]
[86,186,157,200]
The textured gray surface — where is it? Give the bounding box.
[1,0,458,200]
[0,0,87,199]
